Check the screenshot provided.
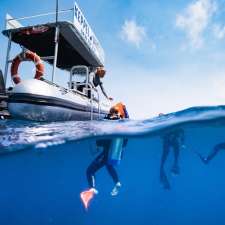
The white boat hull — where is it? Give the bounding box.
[8,103,104,121]
[7,79,111,122]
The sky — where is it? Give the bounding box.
[1,0,225,119]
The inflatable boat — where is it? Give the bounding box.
[2,2,111,121]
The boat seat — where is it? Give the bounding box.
[77,83,85,93]
[70,81,99,102]
[74,82,92,98]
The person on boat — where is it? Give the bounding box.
[159,120,185,190]
[90,67,113,101]
[198,142,225,164]
[80,103,129,210]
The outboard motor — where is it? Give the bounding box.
[0,69,5,94]
[0,69,8,117]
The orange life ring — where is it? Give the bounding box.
[11,51,44,84]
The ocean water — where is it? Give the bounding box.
[1,106,225,225]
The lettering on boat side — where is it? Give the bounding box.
[73,2,105,64]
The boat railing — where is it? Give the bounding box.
[85,83,100,120]
[42,77,100,120]
[69,65,100,120]
[5,9,74,30]
[69,83,100,120]
[42,77,85,96]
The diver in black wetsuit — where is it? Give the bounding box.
[160,127,185,190]
[198,142,225,164]
[80,103,129,209]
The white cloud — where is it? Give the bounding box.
[120,20,146,48]
[213,24,225,39]
[176,0,217,49]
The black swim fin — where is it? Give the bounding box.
[197,153,208,165]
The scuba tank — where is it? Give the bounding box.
[108,138,124,166]
[106,102,129,165]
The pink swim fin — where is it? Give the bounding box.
[80,188,96,210]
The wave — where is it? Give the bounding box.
[1,105,225,152]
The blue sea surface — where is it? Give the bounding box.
[1,105,225,225]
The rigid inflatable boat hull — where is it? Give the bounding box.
[8,103,104,121]
[7,79,110,122]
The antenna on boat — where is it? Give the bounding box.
[56,0,59,24]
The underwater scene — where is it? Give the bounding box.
[1,105,225,225]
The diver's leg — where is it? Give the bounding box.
[160,142,170,169]
[106,164,122,196]
[98,141,118,183]
[81,152,106,209]
[86,152,105,188]
[160,142,171,190]
[171,141,180,175]
[106,164,120,184]
[104,140,122,196]
[202,142,225,164]
[160,169,170,190]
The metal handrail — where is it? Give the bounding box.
[69,65,101,120]
[6,8,73,24]
[85,83,100,120]
[42,78,89,99]
[69,82,100,120]
[69,65,89,89]
[6,56,55,64]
